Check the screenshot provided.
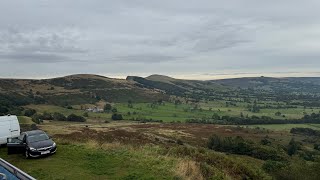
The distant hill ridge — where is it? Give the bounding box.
[1,74,320,105]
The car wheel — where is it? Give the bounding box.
[25,150,29,159]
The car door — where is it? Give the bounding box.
[7,133,26,155]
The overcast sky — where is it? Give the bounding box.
[0,0,320,79]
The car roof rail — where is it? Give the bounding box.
[0,158,36,180]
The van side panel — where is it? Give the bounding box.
[0,116,21,145]
[0,120,11,145]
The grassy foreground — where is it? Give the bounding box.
[0,138,271,180]
[0,143,177,180]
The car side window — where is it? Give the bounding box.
[18,133,25,142]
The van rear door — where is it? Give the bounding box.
[10,116,20,138]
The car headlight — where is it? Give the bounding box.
[29,147,36,151]
[53,142,56,147]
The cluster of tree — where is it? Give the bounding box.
[126,111,137,116]
[225,101,237,107]
[31,114,44,124]
[0,106,10,115]
[24,109,37,117]
[111,113,123,120]
[314,144,320,151]
[104,103,118,113]
[303,112,320,121]
[0,93,35,115]
[291,101,320,108]
[186,112,320,125]
[287,138,300,156]
[148,99,165,109]
[263,159,320,180]
[130,117,163,123]
[258,104,298,110]
[67,114,86,122]
[127,100,133,108]
[290,128,320,137]
[174,99,182,106]
[275,111,282,116]
[186,118,217,124]
[188,115,276,125]
[31,112,86,123]
[104,103,112,112]
[247,101,260,113]
[207,135,287,161]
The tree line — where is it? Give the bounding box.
[186,112,320,125]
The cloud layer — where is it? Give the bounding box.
[0,0,320,79]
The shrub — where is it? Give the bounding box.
[52,112,67,121]
[177,139,184,145]
[261,138,272,145]
[30,124,38,130]
[207,134,287,161]
[24,109,36,117]
[104,104,112,112]
[42,112,53,120]
[0,106,9,115]
[31,113,44,124]
[111,108,118,113]
[112,113,123,120]
[262,160,286,173]
[67,114,86,122]
[287,138,300,156]
[269,159,320,180]
[275,112,282,116]
[291,128,320,137]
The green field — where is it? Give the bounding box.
[26,104,112,120]
[115,101,315,122]
[26,100,318,124]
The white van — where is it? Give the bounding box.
[0,115,20,145]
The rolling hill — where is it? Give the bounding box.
[0,74,169,106]
[1,74,320,108]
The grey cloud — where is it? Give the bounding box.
[190,22,253,52]
[114,54,183,63]
[0,0,320,78]
[0,52,70,63]
[0,28,86,63]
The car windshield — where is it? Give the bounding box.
[27,133,49,143]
